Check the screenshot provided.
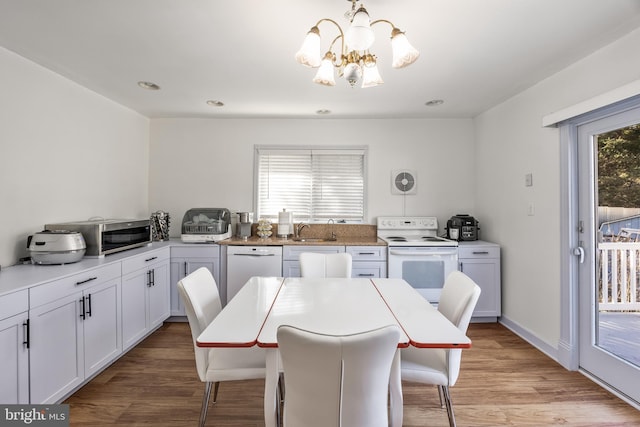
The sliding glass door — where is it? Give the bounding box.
[577,106,640,403]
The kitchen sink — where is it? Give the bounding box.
[292,237,337,242]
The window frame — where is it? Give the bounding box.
[253,145,368,223]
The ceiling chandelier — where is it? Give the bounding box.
[295,0,419,89]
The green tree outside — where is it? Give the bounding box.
[598,124,640,207]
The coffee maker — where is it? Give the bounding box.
[236,212,253,240]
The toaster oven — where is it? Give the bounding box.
[45,219,151,257]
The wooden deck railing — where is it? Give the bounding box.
[598,241,640,311]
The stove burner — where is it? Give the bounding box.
[377,216,458,247]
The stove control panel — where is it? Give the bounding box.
[377,216,438,230]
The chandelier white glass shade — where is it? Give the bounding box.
[313,53,337,86]
[295,0,419,89]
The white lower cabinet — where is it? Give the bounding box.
[29,263,122,404]
[458,241,501,321]
[121,247,170,350]
[169,245,220,316]
[3,240,391,404]
[347,246,387,278]
[282,245,387,278]
[0,289,29,404]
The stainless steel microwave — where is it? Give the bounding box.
[45,219,151,257]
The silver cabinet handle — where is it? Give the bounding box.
[233,253,276,257]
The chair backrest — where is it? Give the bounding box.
[438,271,482,331]
[299,252,353,278]
[437,270,481,385]
[277,324,400,427]
[177,267,223,381]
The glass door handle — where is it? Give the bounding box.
[573,246,585,264]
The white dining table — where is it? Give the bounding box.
[197,276,471,427]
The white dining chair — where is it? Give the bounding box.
[401,271,481,427]
[299,252,353,278]
[177,267,266,427]
[277,324,400,427]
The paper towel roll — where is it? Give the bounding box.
[278,209,292,237]
[278,224,290,235]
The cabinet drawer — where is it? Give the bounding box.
[352,262,387,278]
[122,247,170,276]
[0,289,29,320]
[283,245,344,261]
[346,246,387,261]
[458,246,500,259]
[171,245,219,259]
[29,263,121,309]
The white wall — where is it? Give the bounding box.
[149,118,475,234]
[0,47,150,268]
[474,28,640,349]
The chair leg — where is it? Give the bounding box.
[278,372,285,403]
[441,385,457,427]
[277,372,286,427]
[199,382,213,427]
[437,385,444,408]
[212,381,220,403]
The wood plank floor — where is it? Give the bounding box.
[64,322,640,426]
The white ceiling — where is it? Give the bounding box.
[1,0,640,119]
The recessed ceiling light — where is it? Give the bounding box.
[316,109,331,115]
[206,100,224,107]
[425,99,444,107]
[137,81,160,90]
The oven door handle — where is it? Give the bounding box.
[389,250,457,256]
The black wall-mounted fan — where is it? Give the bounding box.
[391,170,417,194]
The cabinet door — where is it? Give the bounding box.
[282,260,301,278]
[121,269,148,350]
[83,279,122,378]
[460,258,501,317]
[169,259,187,316]
[170,259,217,316]
[0,313,29,404]
[148,261,170,328]
[30,293,84,404]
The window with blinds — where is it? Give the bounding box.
[254,146,367,223]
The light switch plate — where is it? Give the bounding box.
[528,202,535,216]
[525,173,533,187]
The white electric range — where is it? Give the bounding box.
[377,216,458,303]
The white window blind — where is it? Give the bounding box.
[255,147,366,222]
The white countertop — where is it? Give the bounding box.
[457,239,499,247]
[0,241,179,297]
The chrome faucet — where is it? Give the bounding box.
[328,219,336,240]
[295,223,310,238]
